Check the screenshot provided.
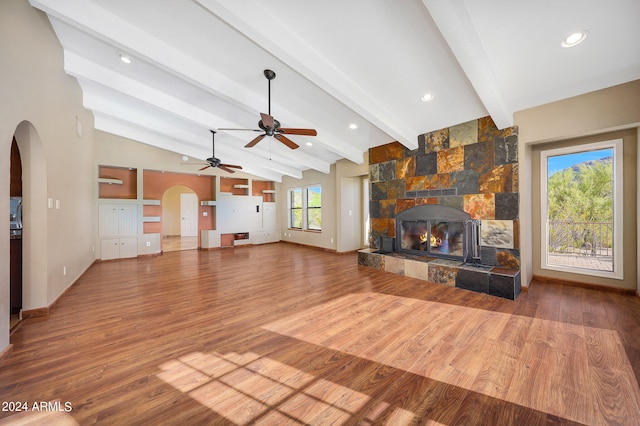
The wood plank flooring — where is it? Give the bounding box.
[1,243,640,425]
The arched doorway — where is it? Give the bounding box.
[162,185,198,251]
[11,121,48,322]
[9,138,22,330]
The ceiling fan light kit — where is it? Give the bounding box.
[220,69,317,150]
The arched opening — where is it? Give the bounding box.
[9,138,22,331]
[162,185,198,251]
[12,121,48,319]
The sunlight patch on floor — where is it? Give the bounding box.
[261,292,640,425]
[156,351,380,425]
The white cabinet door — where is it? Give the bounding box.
[99,204,138,260]
[101,238,121,260]
[119,237,138,258]
[99,204,137,236]
[99,205,120,237]
[118,205,138,236]
[263,202,277,229]
[252,231,267,245]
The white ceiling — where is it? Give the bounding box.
[30,0,640,182]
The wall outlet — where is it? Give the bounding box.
[331,238,334,243]
[63,266,67,276]
[146,241,151,247]
[202,211,208,217]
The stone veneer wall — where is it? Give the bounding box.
[368,116,520,270]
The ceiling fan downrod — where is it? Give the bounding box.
[264,69,275,116]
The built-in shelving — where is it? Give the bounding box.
[98,178,123,185]
[142,199,160,205]
[219,177,249,196]
[98,165,137,199]
[142,216,161,222]
[200,200,216,206]
[252,180,275,202]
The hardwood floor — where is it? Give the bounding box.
[1,243,640,425]
[163,235,198,252]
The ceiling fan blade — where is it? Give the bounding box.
[217,165,237,173]
[275,134,299,150]
[199,165,211,171]
[219,163,242,169]
[245,134,266,148]
[260,113,274,129]
[278,128,317,136]
[218,128,262,132]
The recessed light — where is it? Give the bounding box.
[349,123,358,130]
[119,53,132,64]
[305,142,313,147]
[561,31,587,48]
[421,93,434,102]
[182,155,189,162]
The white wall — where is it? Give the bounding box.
[0,0,96,353]
[279,166,337,250]
[514,80,640,291]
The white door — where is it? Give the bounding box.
[180,193,198,237]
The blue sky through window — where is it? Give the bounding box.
[547,148,612,177]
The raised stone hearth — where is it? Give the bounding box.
[358,249,521,300]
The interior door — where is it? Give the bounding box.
[180,193,198,237]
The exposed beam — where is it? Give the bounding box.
[34,0,364,163]
[65,51,326,177]
[422,0,513,129]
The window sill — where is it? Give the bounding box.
[287,228,322,233]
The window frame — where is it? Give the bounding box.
[540,138,623,280]
[305,185,322,231]
[289,187,303,230]
[288,184,322,232]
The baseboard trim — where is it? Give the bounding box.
[0,344,13,365]
[281,240,337,254]
[22,260,96,319]
[532,274,636,295]
[22,307,49,318]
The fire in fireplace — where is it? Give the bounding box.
[399,220,465,258]
[394,205,479,262]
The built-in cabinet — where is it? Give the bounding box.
[98,203,138,260]
[201,178,280,248]
[98,165,278,254]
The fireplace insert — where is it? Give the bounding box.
[395,205,479,262]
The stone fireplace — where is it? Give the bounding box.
[359,116,521,300]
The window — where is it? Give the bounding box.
[288,185,322,231]
[540,139,623,279]
[290,188,302,229]
[306,186,322,231]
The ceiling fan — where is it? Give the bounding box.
[219,69,317,150]
[187,130,242,173]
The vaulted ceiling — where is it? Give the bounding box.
[30,0,640,181]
